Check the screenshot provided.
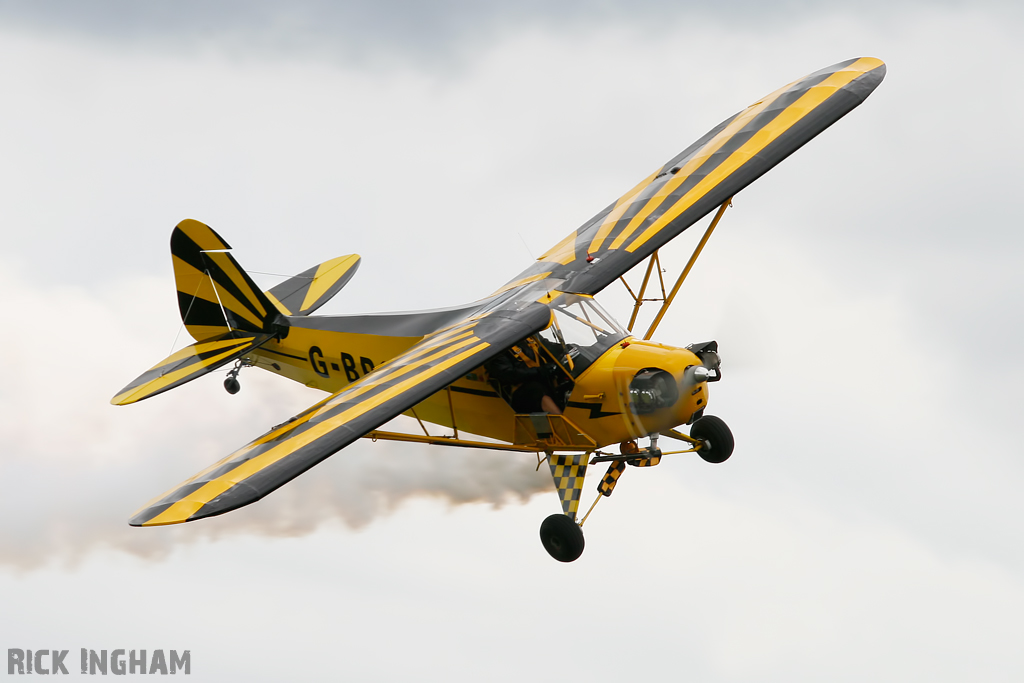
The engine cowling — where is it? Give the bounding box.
[563,338,717,446]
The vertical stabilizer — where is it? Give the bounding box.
[171,219,286,342]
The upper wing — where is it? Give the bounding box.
[507,57,886,296]
[129,300,551,526]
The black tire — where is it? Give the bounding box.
[691,415,734,464]
[224,377,241,395]
[539,513,585,562]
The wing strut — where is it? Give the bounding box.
[642,198,731,340]
[619,251,668,332]
[445,385,460,439]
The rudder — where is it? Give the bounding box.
[171,219,287,341]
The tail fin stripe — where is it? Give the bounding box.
[177,289,230,329]
[173,257,259,330]
[202,251,268,318]
[197,254,266,327]
[205,277,264,330]
[170,229,216,275]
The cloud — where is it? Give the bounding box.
[0,0,1021,584]
[0,0,1018,68]
[0,263,550,569]
[1,7,1024,679]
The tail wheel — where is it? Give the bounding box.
[691,415,734,464]
[540,514,585,562]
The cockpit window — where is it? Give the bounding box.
[537,295,628,375]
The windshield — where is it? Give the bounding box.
[537,295,628,375]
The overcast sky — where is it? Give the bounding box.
[1,2,1022,681]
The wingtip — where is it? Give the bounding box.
[863,57,887,78]
[128,517,180,527]
[128,517,177,527]
[129,507,185,527]
[110,386,145,406]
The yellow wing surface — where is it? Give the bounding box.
[129,301,552,526]
[507,57,887,295]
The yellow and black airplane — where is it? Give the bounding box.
[113,58,885,562]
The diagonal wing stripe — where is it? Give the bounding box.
[130,303,553,526]
[602,64,849,253]
[131,393,343,518]
[142,341,492,526]
[312,342,477,420]
[501,58,885,297]
[191,329,484,480]
[361,327,476,378]
[137,338,492,525]
[605,78,803,251]
[624,59,875,253]
[586,170,663,256]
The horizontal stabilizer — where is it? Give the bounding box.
[265,254,360,316]
[111,332,272,406]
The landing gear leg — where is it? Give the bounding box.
[539,514,585,562]
[224,359,251,395]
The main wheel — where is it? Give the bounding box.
[539,514,585,562]
[224,377,241,395]
[691,415,734,464]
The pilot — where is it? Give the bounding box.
[485,337,563,414]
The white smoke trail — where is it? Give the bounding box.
[0,267,551,570]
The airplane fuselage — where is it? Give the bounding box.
[248,290,712,449]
